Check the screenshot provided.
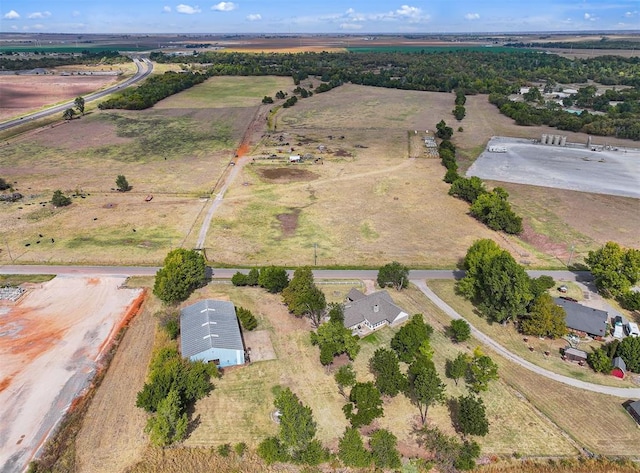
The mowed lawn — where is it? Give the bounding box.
[182,283,577,457]
[206,84,546,268]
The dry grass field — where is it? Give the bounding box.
[206,84,544,268]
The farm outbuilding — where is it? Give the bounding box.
[611,357,627,379]
[625,400,640,425]
[180,300,245,368]
[563,347,588,363]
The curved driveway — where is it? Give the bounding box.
[1,264,637,397]
[413,280,640,398]
[0,57,153,132]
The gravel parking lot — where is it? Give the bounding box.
[467,137,640,198]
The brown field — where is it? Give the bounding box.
[0,75,119,120]
[206,84,546,268]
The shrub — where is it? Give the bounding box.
[51,190,72,207]
[237,306,258,331]
[217,443,232,457]
[234,442,247,456]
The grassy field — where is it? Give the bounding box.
[205,84,547,268]
[0,274,55,285]
[427,280,634,388]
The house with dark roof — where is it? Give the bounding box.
[625,400,640,425]
[343,289,409,333]
[554,298,608,338]
[180,300,245,368]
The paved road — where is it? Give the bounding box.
[0,57,153,132]
[413,280,640,398]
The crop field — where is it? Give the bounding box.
[206,84,544,268]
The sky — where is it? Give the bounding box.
[1,0,639,34]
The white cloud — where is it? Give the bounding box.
[584,12,596,21]
[3,10,20,19]
[396,5,420,18]
[340,22,362,30]
[176,4,201,14]
[212,2,236,11]
[246,13,261,21]
[624,11,638,18]
[464,13,480,20]
[163,5,172,12]
[32,23,44,29]
[28,11,51,19]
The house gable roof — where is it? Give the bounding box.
[613,356,627,371]
[628,400,640,418]
[180,300,244,359]
[346,288,366,302]
[554,298,608,337]
[344,290,406,328]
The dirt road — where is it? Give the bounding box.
[0,276,142,473]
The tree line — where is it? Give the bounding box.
[0,50,128,71]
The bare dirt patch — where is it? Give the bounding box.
[243,330,276,362]
[276,208,300,237]
[0,276,143,473]
[257,167,319,183]
[0,75,117,120]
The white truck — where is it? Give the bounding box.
[626,321,640,337]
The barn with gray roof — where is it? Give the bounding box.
[180,300,245,368]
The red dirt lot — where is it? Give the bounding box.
[0,276,143,473]
[0,75,117,120]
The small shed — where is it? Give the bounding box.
[611,357,627,379]
[626,400,640,425]
[563,347,588,362]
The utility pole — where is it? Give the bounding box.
[4,235,13,263]
[313,243,317,266]
[567,245,575,268]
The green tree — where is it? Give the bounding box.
[236,306,258,331]
[343,381,384,428]
[620,290,640,311]
[469,190,523,234]
[310,319,360,365]
[377,261,409,290]
[262,96,274,104]
[617,336,640,373]
[369,429,401,469]
[448,176,486,203]
[246,267,260,286]
[338,427,372,468]
[294,439,329,465]
[51,189,72,207]
[62,107,76,120]
[521,293,567,338]
[436,119,453,140]
[258,266,289,293]
[467,348,499,393]
[144,388,188,446]
[586,348,612,373]
[369,348,407,397]
[449,319,471,342]
[446,352,469,386]
[586,242,640,297]
[391,313,433,363]
[257,437,290,464]
[477,251,533,323]
[453,104,466,120]
[274,387,317,454]
[334,364,357,399]
[115,174,130,192]
[523,86,543,103]
[406,355,445,425]
[529,275,555,299]
[74,96,85,115]
[153,249,207,304]
[456,395,489,437]
[457,239,503,299]
[327,302,345,325]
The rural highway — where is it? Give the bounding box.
[0,57,153,132]
[3,264,637,397]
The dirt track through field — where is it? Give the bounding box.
[0,276,142,473]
